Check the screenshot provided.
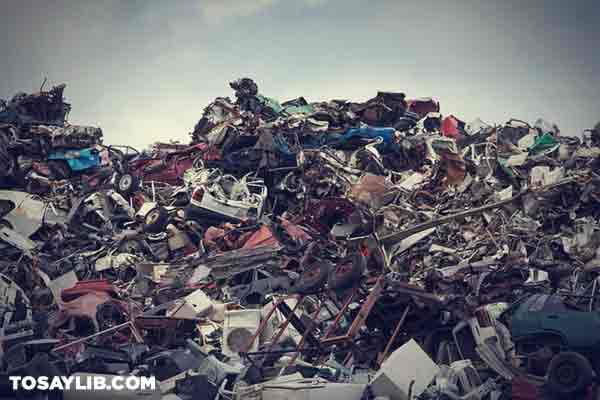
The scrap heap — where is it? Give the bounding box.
[1,79,600,399]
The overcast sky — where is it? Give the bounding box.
[1,0,598,148]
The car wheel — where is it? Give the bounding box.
[294,262,331,294]
[327,252,366,290]
[546,351,594,396]
[144,207,169,233]
[115,173,139,195]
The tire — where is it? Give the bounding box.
[546,351,594,396]
[294,262,331,294]
[327,252,366,290]
[115,173,139,196]
[144,206,169,233]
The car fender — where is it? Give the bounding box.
[513,331,568,352]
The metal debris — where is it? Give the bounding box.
[1,79,600,399]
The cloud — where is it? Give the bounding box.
[198,0,329,22]
[198,0,278,22]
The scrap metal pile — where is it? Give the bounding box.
[1,79,600,399]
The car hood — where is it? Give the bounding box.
[0,190,67,237]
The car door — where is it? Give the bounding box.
[141,158,175,185]
[539,304,600,351]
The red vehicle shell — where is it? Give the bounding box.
[127,143,208,186]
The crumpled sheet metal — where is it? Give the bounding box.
[2,78,600,399]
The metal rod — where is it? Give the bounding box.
[52,321,143,353]
[287,300,324,366]
[380,194,523,246]
[322,287,358,339]
[262,296,303,359]
[377,305,410,367]
[243,296,285,353]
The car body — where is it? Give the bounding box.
[0,190,67,237]
[126,143,207,186]
[0,83,70,127]
[502,294,600,359]
[0,122,104,186]
[223,268,292,305]
[48,146,103,172]
[186,177,267,223]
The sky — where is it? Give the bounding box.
[0,0,599,148]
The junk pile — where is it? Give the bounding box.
[1,79,600,400]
